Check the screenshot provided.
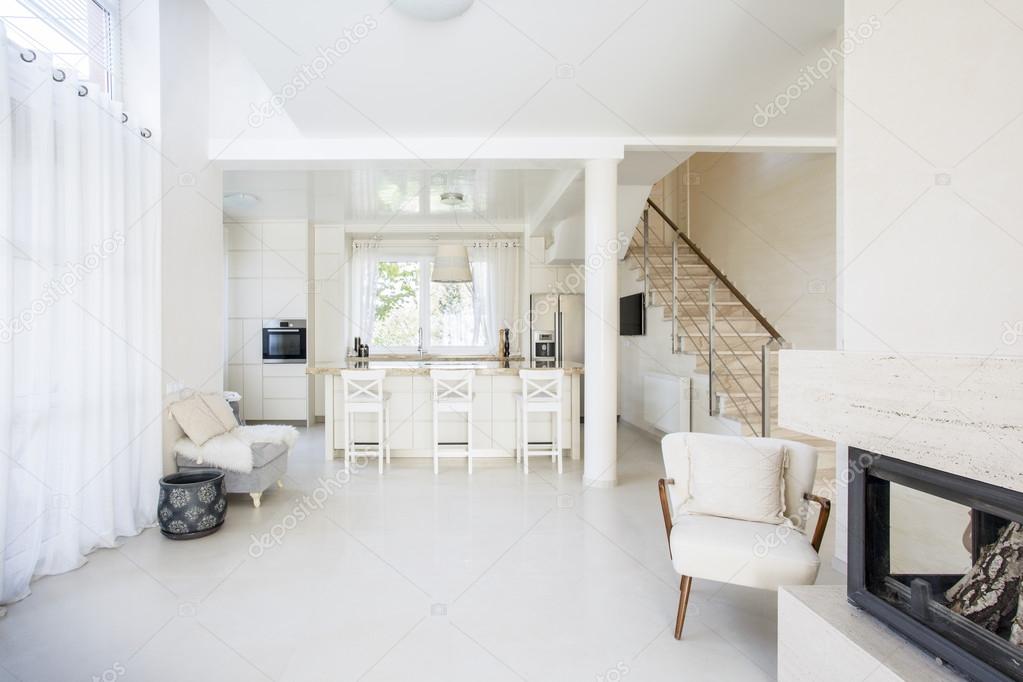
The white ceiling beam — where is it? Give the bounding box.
[526,169,582,238]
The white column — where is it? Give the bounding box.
[583,158,619,487]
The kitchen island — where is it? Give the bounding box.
[307,360,583,464]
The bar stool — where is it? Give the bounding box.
[430,369,474,474]
[515,369,564,474]
[340,370,390,474]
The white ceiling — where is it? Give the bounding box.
[204,0,842,141]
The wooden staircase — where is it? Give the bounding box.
[627,199,784,437]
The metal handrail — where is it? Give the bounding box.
[632,205,778,437]
[646,198,785,345]
[633,224,764,433]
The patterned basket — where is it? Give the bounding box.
[158,470,227,540]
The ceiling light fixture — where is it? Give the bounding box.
[432,244,472,283]
[222,192,261,209]
[440,191,464,206]
[393,0,473,21]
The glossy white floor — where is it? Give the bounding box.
[0,424,840,682]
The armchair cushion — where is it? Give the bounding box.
[669,514,820,590]
[684,437,786,524]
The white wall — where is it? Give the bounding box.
[841,1,1023,356]
[313,225,345,417]
[123,0,224,472]
[832,0,1023,566]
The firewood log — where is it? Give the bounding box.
[945,521,1023,632]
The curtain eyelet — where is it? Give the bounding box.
[77,85,88,97]
[140,128,152,139]
[121,112,129,124]
[20,49,36,63]
[52,69,66,83]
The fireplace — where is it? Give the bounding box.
[849,448,1023,681]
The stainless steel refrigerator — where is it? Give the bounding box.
[529,293,584,364]
[531,293,584,419]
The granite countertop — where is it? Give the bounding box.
[306,359,584,376]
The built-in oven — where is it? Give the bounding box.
[262,319,306,364]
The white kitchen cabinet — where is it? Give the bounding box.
[262,399,307,421]
[228,279,261,318]
[228,251,261,278]
[263,376,308,400]
[262,222,307,250]
[262,250,306,278]
[322,371,579,460]
[227,223,261,251]
[261,278,305,318]
[243,365,263,420]
[242,319,263,364]
[226,364,243,397]
[227,220,310,422]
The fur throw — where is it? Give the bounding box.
[174,424,299,473]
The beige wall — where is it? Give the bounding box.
[681,152,837,350]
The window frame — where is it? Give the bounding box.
[370,249,488,357]
[3,0,121,96]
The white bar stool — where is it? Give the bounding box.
[430,369,474,475]
[515,369,565,474]
[340,370,390,474]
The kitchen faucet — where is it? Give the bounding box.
[417,327,425,359]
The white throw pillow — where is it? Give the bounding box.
[683,437,787,524]
[200,393,238,431]
[168,395,229,446]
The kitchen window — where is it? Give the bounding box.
[372,257,485,354]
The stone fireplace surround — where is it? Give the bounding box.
[777,351,1023,681]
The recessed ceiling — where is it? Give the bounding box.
[222,167,560,226]
[204,0,842,140]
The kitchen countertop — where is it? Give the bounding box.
[306,359,584,376]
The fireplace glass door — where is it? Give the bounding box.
[850,451,1023,681]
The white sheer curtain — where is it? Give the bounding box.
[350,240,381,344]
[469,240,520,354]
[0,33,162,605]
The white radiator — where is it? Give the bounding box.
[643,373,691,433]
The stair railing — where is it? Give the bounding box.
[637,199,786,436]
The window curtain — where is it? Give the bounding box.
[469,240,520,354]
[350,240,381,344]
[0,32,162,605]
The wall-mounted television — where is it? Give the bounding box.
[619,293,645,336]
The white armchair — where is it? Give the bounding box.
[658,432,831,640]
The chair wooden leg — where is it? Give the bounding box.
[674,575,693,640]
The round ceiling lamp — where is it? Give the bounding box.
[440,191,464,206]
[223,192,261,209]
[393,0,473,21]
